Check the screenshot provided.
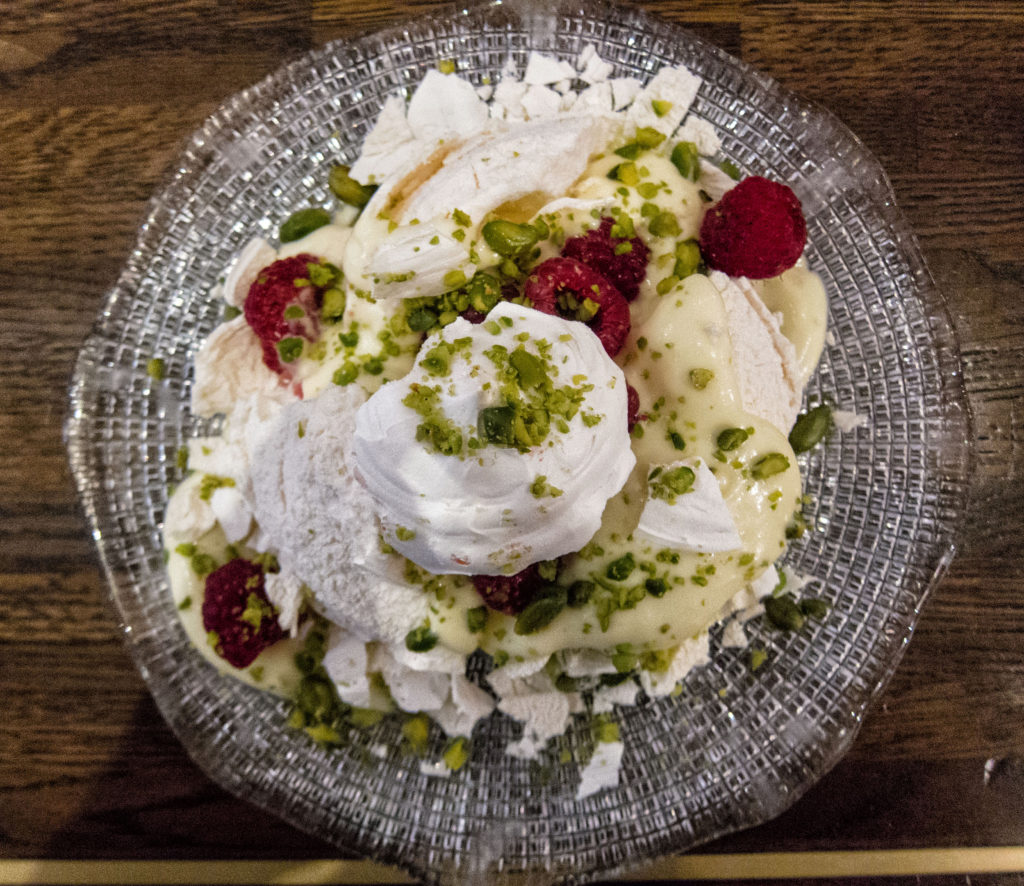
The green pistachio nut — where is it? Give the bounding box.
[669,141,700,181]
[567,579,595,608]
[764,593,806,631]
[478,405,516,446]
[648,212,681,238]
[279,207,331,243]
[750,452,790,480]
[328,164,378,208]
[514,586,568,636]
[605,553,636,582]
[320,287,346,321]
[405,624,438,652]
[607,161,640,187]
[716,427,750,451]
[673,239,702,278]
[482,219,540,257]
[635,125,667,148]
[789,404,833,453]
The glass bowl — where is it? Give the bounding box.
[66,1,972,882]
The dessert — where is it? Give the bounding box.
[163,47,829,796]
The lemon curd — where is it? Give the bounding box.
[167,124,827,693]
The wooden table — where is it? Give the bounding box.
[2,1,1022,883]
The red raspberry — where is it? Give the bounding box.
[202,558,284,668]
[523,257,631,357]
[472,563,543,615]
[698,176,807,279]
[244,254,323,374]
[626,383,640,431]
[562,216,650,301]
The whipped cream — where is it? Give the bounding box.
[353,301,635,575]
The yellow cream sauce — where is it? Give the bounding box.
[170,136,827,682]
[165,475,305,694]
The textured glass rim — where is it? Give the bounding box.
[65,0,974,881]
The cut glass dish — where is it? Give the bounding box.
[66,1,972,882]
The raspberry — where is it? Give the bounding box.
[626,383,640,431]
[472,564,543,615]
[523,257,631,357]
[698,176,807,279]
[562,216,650,301]
[244,254,323,375]
[202,558,284,668]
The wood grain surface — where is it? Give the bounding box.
[2,0,1023,881]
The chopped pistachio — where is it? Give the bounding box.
[789,404,833,453]
[443,736,470,770]
[401,714,431,755]
[764,593,805,631]
[669,141,699,181]
[644,577,668,597]
[328,164,377,208]
[349,707,385,728]
[481,219,541,256]
[594,717,620,743]
[567,580,595,607]
[689,368,714,390]
[466,606,488,633]
[279,207,331,243]
[716,427,750,451]
[673,239,702,278]
[607,161,639,187]
[198,474,235,501]
[656,275,679,296]
[241,592,275,629]
[750,452,790,480]
[332,362,359,386]
[443,268,467,290]
[636,124,666,146]
[605,553,636,581]
[719,159,742,180]
[190,552,218,577]
[146,357,166,380]
[648,212,681,237]
[650,465,695,503]
[405,623,438,652]
[276,336,304,363]
[514,587,567,635]
[321,287,346,321]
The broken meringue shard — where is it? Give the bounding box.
[248,384,432,649]
[636,458,742,553]
[342,115,616,300]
